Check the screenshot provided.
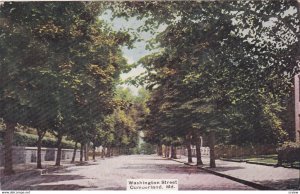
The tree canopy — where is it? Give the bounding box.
[111,0,300,146]
[0,0,299,173]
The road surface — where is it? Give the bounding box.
[1,155,254,190]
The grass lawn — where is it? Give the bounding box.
[224,154,300,169]
[246,154,277,163]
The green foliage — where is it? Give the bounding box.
[89,87,147,150]
[0,130,75,149]
[0,1,299,160]
[139,142,156,155]
[116,1,299,147]
[277,141,300,165]
[215,144,277,158]
[0,2,135,155]
[277,141,300,151]
[111,87,139,148]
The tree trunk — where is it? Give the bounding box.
[170,145,177,159]
[195,136,203,165]
[71,141,78,163]
[84,143,88,161]
[83,144,86,161]
[166,146,170,158]
[86,144,89,160]
[86,144,89,161]
[170,145,174,158]
[111,147,114,157]
[209,131,216,168]
[173,146,177,159]
[55,133,63,166]
[93,145,96,161]
[106,147,110,157]
[80,143,84,162]
[186,140,193,163]
[158,144,162,156]
[37,130,46,169]
[4,122,16,175]
[101,146,105,159]
[158,144,163,156]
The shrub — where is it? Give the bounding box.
[13,132,37,146]
[215,144,276,158]
[277,141,300,166]
[0,130,75,149]
[140,143,156,155]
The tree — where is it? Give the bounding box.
[0,2,54,173]
[112,0,299,167]
[0,1,134,172]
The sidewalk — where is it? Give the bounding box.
[172,155,300,190]
[0,160,75,176]
[0,158,106,184]
[0,161,79,188]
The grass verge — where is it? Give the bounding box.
[221,154,300,169]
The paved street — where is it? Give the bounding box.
[1,155,254,190]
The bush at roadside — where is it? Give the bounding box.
[0,130,75,149]
[277,141,300,167]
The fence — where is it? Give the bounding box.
[176,146,210,157]
[0,146,80,166]
[214,144,277,158]
[164,144,276,159]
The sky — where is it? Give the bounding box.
[100,10,160,95]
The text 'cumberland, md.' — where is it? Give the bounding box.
[127,179,178,191]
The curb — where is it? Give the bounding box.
[246,161,300,170]
[220,158,300,170]
[220,159,276,167]
[170,158,275,190]
[245,161,275,167]
[220,158,245,163]
[196,166,275,190]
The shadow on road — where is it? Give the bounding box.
[75,162,99,166]
[143,158,170,161]
[118,163,211,175]
[100,186,124,190]
[31,184,95,190]
[1,173,93,190]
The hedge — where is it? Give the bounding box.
[215,144,277,158]
[277,141,300,166]
[0,130,76,149]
